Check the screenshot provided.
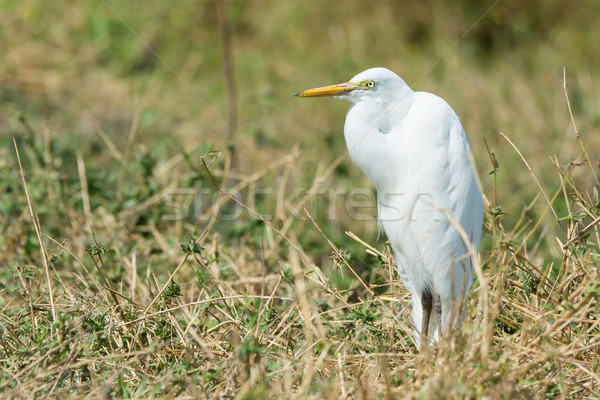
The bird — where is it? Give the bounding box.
[295,67,483,350]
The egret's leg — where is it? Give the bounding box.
[439,293,467,337]
[420,288,433,352]
[435,296,442,340]
[410,291,424,348]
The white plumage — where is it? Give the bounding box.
[296,68,483,350]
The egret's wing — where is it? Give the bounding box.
[387,92,482,297]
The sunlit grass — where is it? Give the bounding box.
[1,0,600,398]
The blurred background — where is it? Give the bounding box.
[3,3,600,395]
[2,0,600,278]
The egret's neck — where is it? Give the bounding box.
[343,91,415,192]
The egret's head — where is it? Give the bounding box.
[295,67,411,103]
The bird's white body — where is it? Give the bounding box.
[344,71,482,345]
[296,67,483,348]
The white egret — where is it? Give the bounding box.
[295,68,483,350]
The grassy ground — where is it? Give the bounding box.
[1,0,600,398]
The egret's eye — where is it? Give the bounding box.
[365,80,376,89]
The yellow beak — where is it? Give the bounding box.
[294,81,359,97]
